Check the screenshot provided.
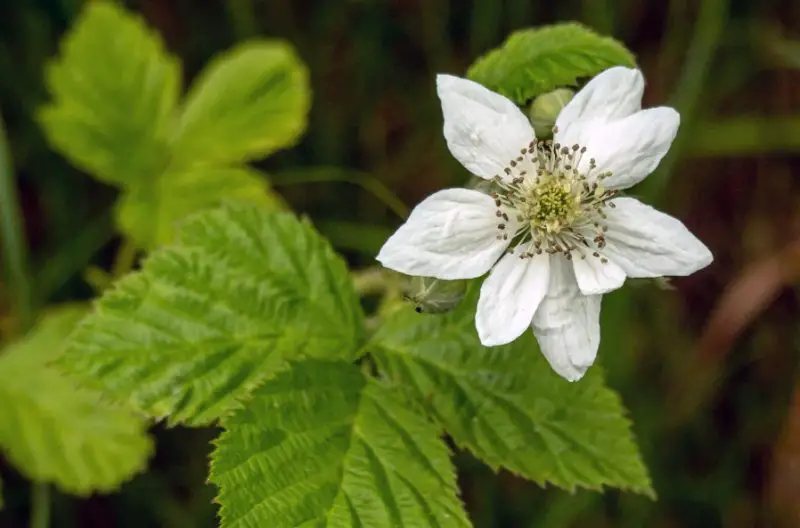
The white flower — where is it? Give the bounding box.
[376,67,713,381]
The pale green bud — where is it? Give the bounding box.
[529,88,575,138]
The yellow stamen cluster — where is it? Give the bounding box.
[490,129,618,261]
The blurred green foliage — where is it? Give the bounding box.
[2,0,800,527]
[38,2,307,250]
[0,306,151,497]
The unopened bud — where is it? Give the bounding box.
[404,276,467,314]
[529,88,575,138]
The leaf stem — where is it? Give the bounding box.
[33,207,116,303]
[30,484,50,528]
[271,167,409,220]
[225,0,258,39]
[111,237,138,279]
[352,267,390,296]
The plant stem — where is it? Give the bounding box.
[0,117,34,332]
[271,167,409,220]
[111,237,138,279]
[33,207,116,304]
[352,267,389,296]
[640,0,729,202]
[30,484,50,528]
[687,117,800,156]
[225,0,257,39]
[0,117,49,526]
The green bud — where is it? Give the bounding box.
[404,276,467,314]
[528,88,575,138]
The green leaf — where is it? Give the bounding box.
[210,360,470,528]
[0,306,152,495]
[116,166,286,250]
[38,4,310,251]
[171,41,310,167]
[371,294,654,497]
[38,1,179,184]
[467,22,636,104]
[58,203,364,426]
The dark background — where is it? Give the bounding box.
[3,0,800,526]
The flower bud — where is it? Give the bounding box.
[404,276,467,314]
[528,88,574,138]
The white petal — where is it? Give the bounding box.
[601,197,713,278]
[531,257,602,382]
[476,253,550,346]
[555,67,644,134]
[571,249,626,295]
[376,188,511,280]
[571,107,680,190]
[437,74,534,180]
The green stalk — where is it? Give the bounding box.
[0,118,34,332]
[0,117,49,527]
[32,207,115,304]
[271,167,409,219]
[225,0,257,39]
[640,0,729,202]
[30,484,50,528]
[687,117,800,156]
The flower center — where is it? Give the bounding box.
[526,177,581,233]
[490,130,618,261]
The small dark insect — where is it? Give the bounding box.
[403,276,467,314]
